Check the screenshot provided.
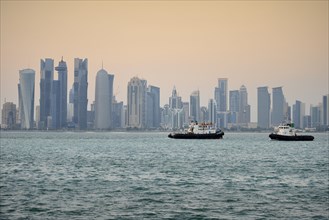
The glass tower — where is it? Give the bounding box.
[18,69,35,129]
[257,86,271,129]
[73,58,88,129]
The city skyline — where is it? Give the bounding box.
[1,63,328,129]
[1,1,328,122]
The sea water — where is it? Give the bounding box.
[0,131,328,219]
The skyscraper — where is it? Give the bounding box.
[39,58,54,129]
[18,69,35,129]
[239,85,250,124]
[257,86,271,129]
[127,77,147,129]
[169,86,182,109]
[208,99,217,126]
[292,100,305,129]
[51,80,60,129]
[73,58,88,129]
[190,90,200,122]
[147,85,160,128]
[229,90,239,124]
[55,57,68,128]
[1,102,16,129]
[272,87,287,126]
[94,68,114,129]
[215,78,228,112]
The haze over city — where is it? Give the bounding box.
[1,1,328,122]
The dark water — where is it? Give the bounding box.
[1,131,328,219]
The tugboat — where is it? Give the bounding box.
[269,123,314,141]
[168,121,224,139]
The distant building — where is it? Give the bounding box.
[310,105,321,128]
[238,85,250,124]
[215,78,228,112]
[35,105,40,129]
[271,87,287,126]
[208,99,217,126]
[303,115,312,128]
[1,102,16,129]
[55,58,68,128]
[39,58,54,129]
[190,90,200,122]
[127,77,147,129]
[161,104,171,129]
[182,102,189,126]
[292,100,305,129]
[257,86,271,129]
[323,94,328,126]
[73,58,88,129]
[200,106,208,122]
[147,85,160,128]
[94,68,114,129]
[87,102,95,129]
[217,111,228,128]
[50,80,60,129]
[18,69,35,129]
[229,90,239,124]
[168,86,183,130]
[112,97,125,129]
[169,86,182,109]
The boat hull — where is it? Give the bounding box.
[168,132,224,139]
[269,133,314,141]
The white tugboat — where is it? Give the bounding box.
[269,123,314,141]
[168,121,224,139]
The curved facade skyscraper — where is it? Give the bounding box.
[18,69,35,129]
[94,68,114,129]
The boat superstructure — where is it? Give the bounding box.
[168,122,224,139]
[269,123,314,141]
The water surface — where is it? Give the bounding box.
[1,132,328,219]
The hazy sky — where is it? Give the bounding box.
[1,1,328,122]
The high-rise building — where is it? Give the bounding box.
[94,68,114,129]
[169,86,182,109]
[303,115,312,129]
[229,90,239,124]
[127,77,147,129]
[208,99,217,126]
[292,100,305,129]
[190,90,200,122]
[272,87,287,126]
[147,85,160,128]
[323,94,329,126]
[239,85,250,124]
[257,86,271,129]
[18,69,35,129]
[35,105,40,129]
[215,78,228,112]
[1,102,16,129]
[160,104,171,129]
[73,58,88,129]
[182,102,189,126]
[310,105,321,127]
[50,80,60,129]
[200,106,208,122]
[112,97,125,129]
[55,57,67,128]
[39,58,54,129]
